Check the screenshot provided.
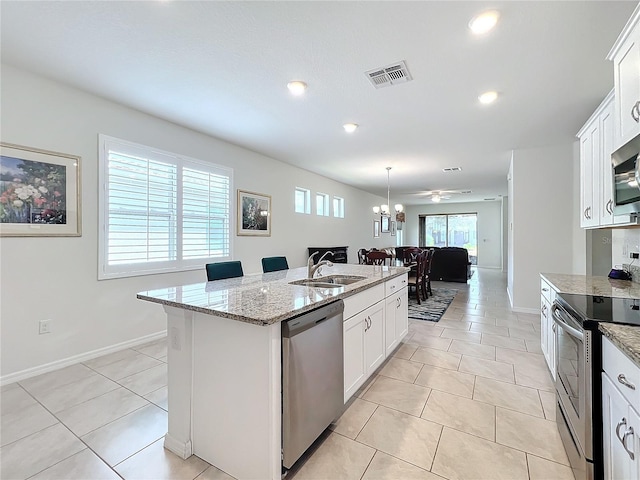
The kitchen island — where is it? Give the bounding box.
[137,263,409,480]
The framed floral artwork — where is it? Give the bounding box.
[391,221,397,236]
[237,189,271,236]
[381,215,390,232]
[373,220,380,237]
[0,143,81,236]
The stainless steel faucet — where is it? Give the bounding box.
[307,251,334,279]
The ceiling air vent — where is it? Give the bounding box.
[442,167,462,172]
[365,61,413,89]
[461,190,472,194]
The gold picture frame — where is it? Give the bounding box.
[0,142,81,237]
[237,189,271,236]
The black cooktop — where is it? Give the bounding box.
[556,293,640,327]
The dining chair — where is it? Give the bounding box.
[407,250,427,304]
[402,247,422,264]
[206,261,244,281]
[357,248,369,265]
[366,250,392,266]
[421,248,435,299]
[261,256,289,273]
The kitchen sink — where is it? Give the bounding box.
[289,275,367,288]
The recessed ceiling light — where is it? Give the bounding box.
[478,91,498,104]
[469,10,500,35]
[287,81,307,96]
[343,123,359,133]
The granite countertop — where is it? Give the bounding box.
[599,324,640,368]
[137,264,410,326]
[541,273,640,299]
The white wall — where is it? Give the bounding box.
[572,141,588,274]
[509,142,581,311]
[403,201,503,269]
[612,228,640,270]
[0,65,388,380]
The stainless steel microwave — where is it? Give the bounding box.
[612,133,640,214]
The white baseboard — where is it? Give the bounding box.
[1,330,167,386]
[510,306,539,315]
[164,433,193,459]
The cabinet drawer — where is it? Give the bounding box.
[343,284,384,319]
[540,278,552,303]
[385,274,408,297]
[603,336,640,407]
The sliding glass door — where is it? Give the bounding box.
[419,213,478,265]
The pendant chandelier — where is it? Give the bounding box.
[372,167,403,217]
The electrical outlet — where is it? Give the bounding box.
[632,252,640,259]
[39,319,51,335]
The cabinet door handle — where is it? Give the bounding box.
[617,374,636,390]
[616,418,627,443]
[552,323,556,333]
[623,427,635,460]
[396,297,401,308]
[542,288,549,292]
[631,101,640,123]
[608,199,614,215]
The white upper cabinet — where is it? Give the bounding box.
[608,4,640,150]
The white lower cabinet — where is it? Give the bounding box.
[540,277,557,380]
[385,287,408,356]
[602,336,640,480]
[343,300,385,402]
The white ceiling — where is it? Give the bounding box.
[1,1,637,205]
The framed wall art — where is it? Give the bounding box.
[381,215,390,233]
[391,221,397,236]
[373,220,380,238]
[237,189,271,236]
[0,142,81,237]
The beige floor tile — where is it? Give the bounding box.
[133,338,168,360]
[392,343,419,359]
[378,357,423,383]
[115,438,209,479]
[330,398,377,439]
[409,321,445,337]
[431,427,528,480]
[144,386,168,411]
[539,390,557,421]
[0,383,20,392]
[415,365,475,398]
[0,424,86,480]
[448,339,496,360]
[81,403,167,466]
[495,317,531,328]
[527,454,576,480]
[361,451,441,480]
[508,326,540,341]
[526,339,544,354]
[356,406,442,471]
[362,376,430,416]
[356,374,379,399]
[473,377,544,417]
[83,348,140,370]
[514,361,556,392]
[495,347,547,368]
[410,346,461,370]
[439,311,464,321]
[469,323,510,337]
[30,448,121,480]
[118,364,167,396]
[293,432,375,480]
[407,333,452,351]
[440,328,482,344]
[90,353,163,381]
[1,401,59,447]
[458,356,515,383]
[496,408,570,465]
[19,364,96,397]
[196,465,236,480]
[462,314,497,325]
[481,333,527,351]
[1,385,37,415]
[56,387,149,437]
[421,390,495,441]
[33,373,120,413]
[435,319,472,331]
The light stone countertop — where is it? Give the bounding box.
[599,324,640,368]
[137,264,410,326]
[541,273,640,299]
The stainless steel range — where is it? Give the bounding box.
[552,294,640,480]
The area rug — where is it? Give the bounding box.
[407,288,458,322]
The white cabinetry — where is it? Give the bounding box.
[540,277,556,380]
[602,336,640,480]
[608,5,640,150]
[578,91,616,228]
[384,274,408,356]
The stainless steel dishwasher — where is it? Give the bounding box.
[282,300,344,469]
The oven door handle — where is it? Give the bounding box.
[552,304,584,341]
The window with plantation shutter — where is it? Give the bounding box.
[98,135,232,279]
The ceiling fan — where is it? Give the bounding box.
[411,189,470,202]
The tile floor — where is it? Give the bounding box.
[0,268,573,480]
